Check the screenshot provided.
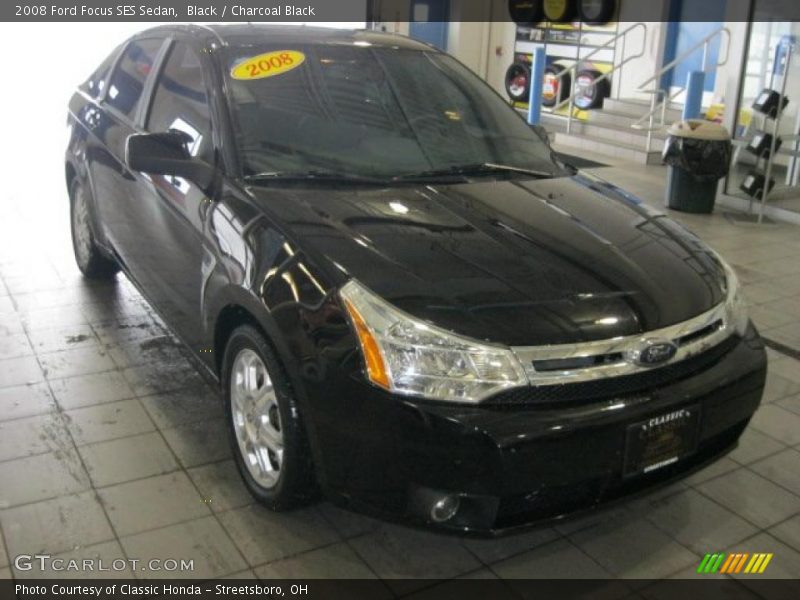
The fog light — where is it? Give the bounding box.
[430,495,460,522]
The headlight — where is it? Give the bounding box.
[340,280,528,403]
[715,252,749,336]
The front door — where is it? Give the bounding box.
[128,39,215,348]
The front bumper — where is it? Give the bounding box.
[313,324,766,535]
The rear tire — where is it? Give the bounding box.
[222,324,315,510]
[69,180,119,280]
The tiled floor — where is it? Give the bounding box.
[1,153,799,593]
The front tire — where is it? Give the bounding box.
[223,325,315,510]
[70,180,119,279]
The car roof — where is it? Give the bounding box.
[132,23,434,52]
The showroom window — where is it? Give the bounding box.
[105,38,164,121]
[147,41,212,163]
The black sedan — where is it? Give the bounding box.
[65,24,766,534]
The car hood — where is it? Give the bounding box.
[246,173,726,346]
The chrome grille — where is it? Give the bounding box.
[511,302,735,386]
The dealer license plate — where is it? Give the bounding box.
[623,405,701,478]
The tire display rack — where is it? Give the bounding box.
[505,5,618,118]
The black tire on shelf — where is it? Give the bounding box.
[505,61,532,102]
[542,64,571,108]
[508,0,544,25]
[577,0,616,25]
[573,69,611,110]
[543,0,577,23]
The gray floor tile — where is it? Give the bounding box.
[729,426,787,465]
[161,418,231,468]
[776,393,800,417]
[11,539,134,579]
[569,518,698,579]
[768,358,800,385]
[348,523,481,594]
[218,505,340,566]
[26,325,98,355]
[98,472,210,536]
[0,567,8,579]
[762,374,800,404]
[187,460,252,513]
[121,516,247,580]
[93,319,167,347]
[461,526,561,565]
[750,405,800,446]
[217,569,258,579]
[317,503,381,540]
[644,489,759,555]
[79,432,178,487]
[0,383,57,422]
[106,336,187,369]
[50,371,136,410]
[140,388,223,430]
[0,529,7,566]
[65,398,155,446]
[682,457,741,487]
[0,412,72,462]
[0,355,44,388]
[769,514,800,554]
[38,346,116,380]
[19,306,89,332]
[0,333,33,360]
[121,363,208,398]
[728,533,800,582]
[254,541,377,579]
[0,491,114,556]
[491,537,611,579]
[697,469,800,529]
[0,450,90,508]
[750,448,800,496]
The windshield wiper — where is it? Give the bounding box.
[244,170,387,185]
[394,162,553,182]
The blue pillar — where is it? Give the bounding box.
[528,47,546,125]
[683,71,706,120]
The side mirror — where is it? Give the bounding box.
[125,131,214,190]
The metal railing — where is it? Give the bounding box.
[632,27,731,152]
[547,22,648,135]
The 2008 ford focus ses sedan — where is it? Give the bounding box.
[66,24,767,534]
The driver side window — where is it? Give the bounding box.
[147,41,213,164]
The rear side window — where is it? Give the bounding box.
[81,44,121,98]
[147,41,212,162]
[106,38,164,120]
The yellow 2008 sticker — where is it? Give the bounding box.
[231,50,306,80]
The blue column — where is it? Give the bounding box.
[528,47,546,125]
[683,71,706,120]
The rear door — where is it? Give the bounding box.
[90,37,167,265]
[126,38,216,346]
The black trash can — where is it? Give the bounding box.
[662,120,732,214]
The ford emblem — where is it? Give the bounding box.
[629,339,678,367]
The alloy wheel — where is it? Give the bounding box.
[230,348,284,489]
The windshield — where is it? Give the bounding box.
[222,43,559,181]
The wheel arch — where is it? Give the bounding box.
[211,297,326,484]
